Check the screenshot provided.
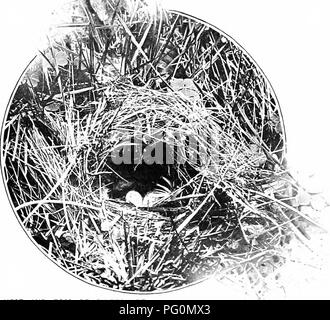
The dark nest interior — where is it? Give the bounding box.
[1,0,319,292]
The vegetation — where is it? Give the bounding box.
[1,0,320,292]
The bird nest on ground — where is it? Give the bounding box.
[1,0,319,292]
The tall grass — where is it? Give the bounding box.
[1,0,320,291]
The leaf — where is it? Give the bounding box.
[275,121,283,134]
[28,72,39,87]
[55,51,68,66]
[296,188,311,206]
[170,78,200,101]
[101,220,112,232]
[44,103,60,112]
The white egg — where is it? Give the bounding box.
[143,191,167,208]
[125,190,143,207]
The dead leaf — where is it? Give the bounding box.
[170,78,200,101]
[55,51,68,66]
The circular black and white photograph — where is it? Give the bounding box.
[1,0,330,298]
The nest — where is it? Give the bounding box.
[1,0,316,292]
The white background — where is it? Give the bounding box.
[0,0,329,299]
